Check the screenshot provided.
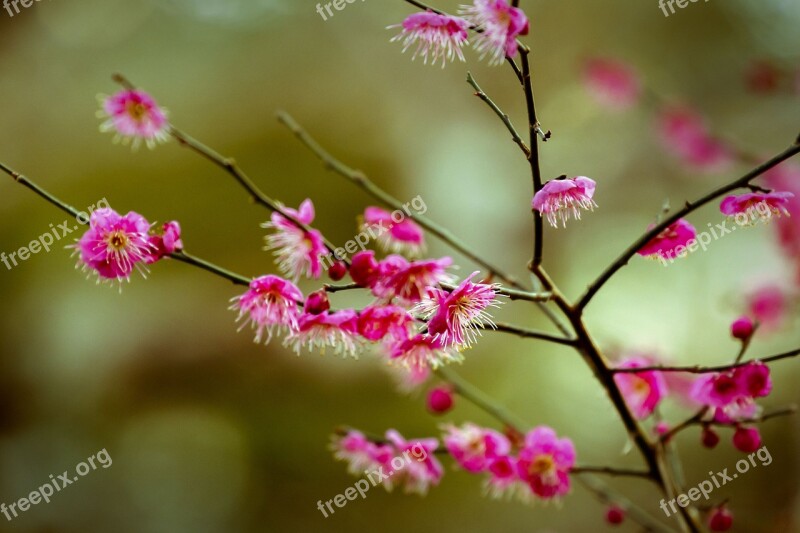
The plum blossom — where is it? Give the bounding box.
[284,309,360,358]
[613,356,668,419]
[583,57,641,110]
[98,89,169,149]
[385,430,444,495]
[262,199,327,281]
[376,255,454,303]
[532,176,597,228]
[331,430,397,482]
[764,163,800,267]
[229,275,303,344]
[389,12,469,68]
[415,271,503,348]
[144,221,183,264]
[690,361,772,423]
[443,423,511,473]
[356,304,414,342]
[387,333,464,370]
[657,106,733,172]
[516,426,576,499]
[459,0,529,66]
[361,206,426,256]
[719,192,794,225]
[73,207,154,282]
[637,218,697,261]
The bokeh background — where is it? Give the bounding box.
[0,0,799,531]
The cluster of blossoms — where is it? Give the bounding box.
[389,0,528,68]
[332,424,576,502]
[691,361,772,452]
[73,207,182,282]
[331,430,443,495]
[233,198,504,369]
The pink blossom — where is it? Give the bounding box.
[763,163,800,264]
[532,176,597,228]
[459,0,529,66]
[98,89,169,150]
[690,362,772,423]
[361,206,426,256]
[357,304,414,342]
[719,191,793,224]
[389,12,469,68]
[583,57,641,110]
[349,250,381,288]
[284,309,360,358]
[144,221,183,264]
[415,271,502,348]
[331,430,396,479]
[485,455,526,500]
[387,333,464,370]
[443,423,511,473]
[229,275,303,344]
[708,506,734,531]
[746,285,790,330]
[637,219,697,261]
[516,426,576,500]
[377,255,454,303]
[385,359,432,393]
[385,430,444,495]
[262,199,327,281]
[613,357,668,419]
[73,207,154,281]
[657,106,733,172]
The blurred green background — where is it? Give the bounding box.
[0,0,799,531]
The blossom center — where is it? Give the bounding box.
[125,101,148,122]
[107,230,129,251]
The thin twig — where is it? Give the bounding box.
[611,348,800,374]
[275,110,526,290]
[571,466,652,479]
[466,72,530,157]
[578,138,800,310]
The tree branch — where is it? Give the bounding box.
[578,139,800,310]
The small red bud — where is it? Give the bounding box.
[605,505,625,525]
[701,426,720,449]
[732,426,761,453]
[730,316,754,340]
[304,290,330,315]
[328,261,348,281]
[426,386,454,414]
[708,506,733,531]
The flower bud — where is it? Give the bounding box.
[701,426,720,449]
[708,506,733,531]
[304,290,330,315]
[732,426,761,453]
[730,316,755,340]
[605,505,625,525]
[349,251,379,288]
[426,386,454,414]
[328,260,348,281]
